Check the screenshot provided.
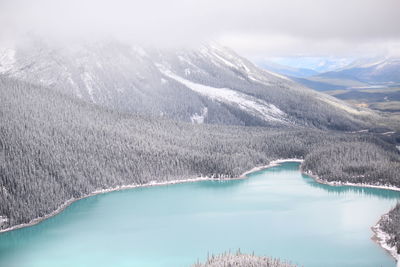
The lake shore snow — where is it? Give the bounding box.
[0,158,398,265]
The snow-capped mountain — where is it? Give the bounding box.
[262,57,353,74]
[316,57,400,85]
[0,38,371,130]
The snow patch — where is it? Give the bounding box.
[158,65,288,123]
[240,159,303,178]
[0,48,16,73]
[0,216,8,226]
[1,186,8,196]
[207,44,290,83]
[82,71,96,102]
[67,76,83,98]
[210,50,237,69]
[191,107,208,124]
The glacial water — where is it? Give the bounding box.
[0,162,399,267]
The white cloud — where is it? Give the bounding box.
[0,0,399,57]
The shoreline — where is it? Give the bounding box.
[302,169,400,261]
[1,158,398,263]
[304,170,400,192]
[0,176,213,234]
[0,158,302,234]
[371,213,399,261]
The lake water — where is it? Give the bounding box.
[0,162,399,267]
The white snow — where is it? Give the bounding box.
[240,159,303,178]
[82,71,96,102]
[0,48,16,73]
[0,216,8,226]
[381,131,395,135]
[207,44,290,83]
[190,107,208,124]
[1,186,8,197]
[67,76,83,98]
[373,218,400,260]
[158,65,288,123]
[210,50,238,69]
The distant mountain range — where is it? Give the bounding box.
[260,57,400,91]
[259,57,353,75]
[257,61,318,78]
[317,57,400,85]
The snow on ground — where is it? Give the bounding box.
[158,65,288,123]
[0,48,16,73]
[0,216,8,227]
[82,71,96,102]
[207,44,291,84]
[373,218,400,261]
[191,107,208,124]
[1,186,8,197]
[209,49,238,69]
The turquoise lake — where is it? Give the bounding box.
[0,162,399,267]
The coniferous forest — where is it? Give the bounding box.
[381,204,400,254]
[1,76,399,233]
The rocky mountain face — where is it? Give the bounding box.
[0,38,373,130]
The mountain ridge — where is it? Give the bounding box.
[0,38,378,131]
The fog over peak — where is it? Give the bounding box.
[1,0,399,59]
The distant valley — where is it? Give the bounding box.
[259,56,400,118]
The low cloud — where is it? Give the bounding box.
[1,0,399,57]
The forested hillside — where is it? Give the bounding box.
[380,204,400,254]
[1,76,399,231]
[302,140,400,186]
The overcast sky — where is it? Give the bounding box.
[1,0,399,59]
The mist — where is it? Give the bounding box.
[1,0,400,58]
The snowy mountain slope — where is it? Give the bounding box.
[158,64,289,124]
[0,38,375,130]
